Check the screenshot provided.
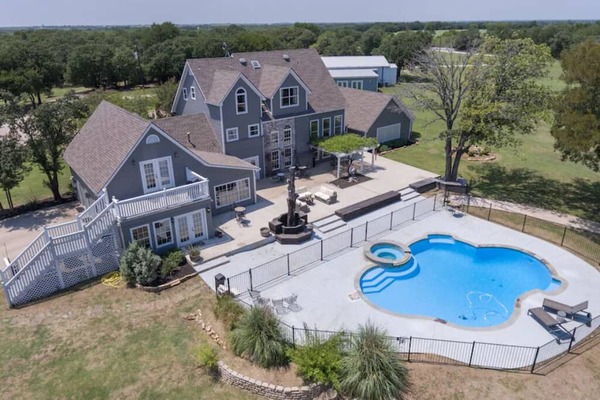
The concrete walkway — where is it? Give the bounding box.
[455,196,600,234]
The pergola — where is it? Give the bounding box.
[311,144,378,179]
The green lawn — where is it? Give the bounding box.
[383,60,600,222]
[6,163,72,208]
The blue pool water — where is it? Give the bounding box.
[371,243,405,261]
[360,234,560,327]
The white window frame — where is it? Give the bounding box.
[322,118,331,137]
[190,86,196,100]
[139,156,175,194]
[145,134,160,144]
[271,150,280,171]
[310,120,319,138]
[153,218,174,248]
[130,224,152,248]
[236,88,247,115]
[283,125,292,145]
[226,127,239,142]
[337,81,348,88]
[270,131,279,148]
[334,115,343,135]
[351,80,363,90]
[280,86,299,108]
[182,88,188,101]
[248,124,260,138]
[174,210,208,246]
[283,147,293,167]
[214,178,252,209]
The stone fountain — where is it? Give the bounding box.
[268,166,313,244]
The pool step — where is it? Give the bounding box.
[320,219,347,234]
[312,214,347,234]
[398,187,420,202]
[312,214,342,228]
[361,262,419,293]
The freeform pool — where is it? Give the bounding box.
[359,234,561,328]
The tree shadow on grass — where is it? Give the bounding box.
[467,163,600,223]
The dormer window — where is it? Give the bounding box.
[236,88,247,114]
[190,86,196,100]
[280,86,299,108]
[183,88,188,101]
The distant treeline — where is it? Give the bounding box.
[1,20,599,107]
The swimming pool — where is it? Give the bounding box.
[359,234,561,328]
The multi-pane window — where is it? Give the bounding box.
[236,88,247,114]
[190,86,196,99]
[334,115,343,134]
[351,80,363,90]
[158,159,171,186]
[280,87,299,108]
[269,131,279,148]
[153,219,173,247]
[226,127,239,142]
[283,125,292,145]
[283,148,293,167]
[322,118,331,137]
[248,124,260,138]
[337,81,348,87]
[192,212,204,239]
[271,150,280,171]
[214,178,251,208]
[183,88,188,101]
[310,120,319,138]
[143,163,157,190]
[140,157,174,193]
[131,225,151,248]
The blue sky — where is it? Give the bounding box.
[0,0,598,27]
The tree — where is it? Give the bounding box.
[340,322,410,400]
[0,133,30,210]
[67,43,116,88]
[311,134,378,176]
[374,31,433,75]
[154,79,178,118]
[112,46,139,87]
[1,93,88,201]
[551,40,600,171]
[408,38,552,182]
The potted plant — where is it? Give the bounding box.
[187,245,202,263]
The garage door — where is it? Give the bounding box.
[376,123,401,143]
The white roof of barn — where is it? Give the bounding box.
[329,69,379,78]
[321,56,391,69]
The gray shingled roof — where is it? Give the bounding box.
[152,113,222,154]
[205,70,243,105]
[187,48,344,113]
[64,101,149,194]
[339,88,415,133]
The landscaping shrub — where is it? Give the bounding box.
[160,249,185,278]
[214,293,246,330]
[340,322,410,400]
[230,306,289,368]
[378,144,390,153]
[287,325,344,390]
[187,245,202,262]
[119,242,161,286]
[197,341,219,373]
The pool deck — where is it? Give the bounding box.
[229,211,600,351]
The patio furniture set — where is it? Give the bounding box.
[249,290,303,315]
[528,298,592,342]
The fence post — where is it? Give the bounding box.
[320,240,324,261]
[530,347,540,373]
[350,227,354,247]
[522,214,527,232]
[287,253,290,276]
[468,341,476,367]
[433,194,437,211]
[412,203,416,220]
[48,237,66,289]
[561,227,567,246]
[389,211,394,230]
[249,268,253,291]
[407,336,412,361]
[466,195,471,213]
[227,278,231,293]
[568,327,577,352]
[487,203,492,221]
[292,326,296,346]
[365,221,369,240]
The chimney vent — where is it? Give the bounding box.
[239,58,247,65]
[283,54,290,62]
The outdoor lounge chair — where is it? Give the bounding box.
[249,290,270,307]
[528,307,573,342]
[272,299,289,315]
[542,299,591,319]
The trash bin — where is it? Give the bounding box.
[214,273,226,293]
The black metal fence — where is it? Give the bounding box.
[225,195,443,294]
[452,195,600,265]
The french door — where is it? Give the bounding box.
[139,157,174,194]
[175,210,208,247]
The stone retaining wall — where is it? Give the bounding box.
[217,361,323,399]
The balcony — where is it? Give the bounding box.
[113,170,209,220]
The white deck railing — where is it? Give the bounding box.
[113,180,209,220]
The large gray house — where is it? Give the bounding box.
[64,49,414,253]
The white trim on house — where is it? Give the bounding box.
[351,80,363,90]
[376,123,402,143]
[226,127,239,142]
[337,81,349,88]
[219,105,226,152]
[248,123,260,138]
[182,88,188,101]
[322,117,331,137]
[265,69,313,99]
[212,73,266,106]
[334,115,343,134]
[270,150,280,171]
[310,119,319,138]
[153,218,174,248]
[174,209,208,247]
[283,125,292,145]
[139,156,175,194]
[213,178,252,208]
[145,134,160,144]
[130,224,152,248]
[243,155,261,179]
[190,86,196,100]
[236,87,248,115]
[280,86,299,109]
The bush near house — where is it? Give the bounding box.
[119,242,161,286]
[160,249,185,278]
[214,294,246,331]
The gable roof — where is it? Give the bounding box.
[187,49,344,113]
[340,88,415,133]
[64,101,149,194]
[152,114,222,154]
